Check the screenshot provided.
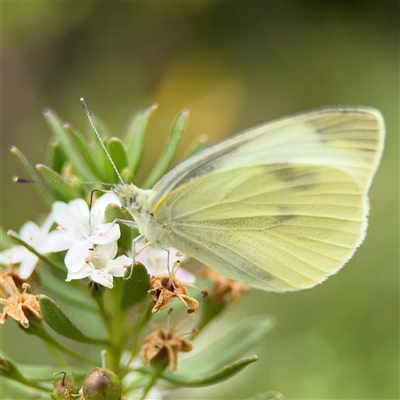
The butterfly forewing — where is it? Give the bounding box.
[150,108,383,204]
[148,107,384,291]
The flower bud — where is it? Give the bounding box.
[52,373,77,399]
[82,367,122,400]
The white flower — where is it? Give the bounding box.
[0,213,60,279]
[66,242,133,288]
[135,243,195,283]
[50,194,121,273]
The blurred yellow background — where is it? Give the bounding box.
[2,2,398,399]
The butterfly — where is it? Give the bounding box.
[109,106,385,292]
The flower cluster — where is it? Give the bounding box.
[1,194,130,289]
[0,104,277,400]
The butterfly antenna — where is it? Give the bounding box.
[13,176,115,187]
[80,98,124,185]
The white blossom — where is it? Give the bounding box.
[66,242,133,288]
[50,194,121,273]
[134,242,195,283]
[0,213,60,279]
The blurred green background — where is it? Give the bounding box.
[2,2,398,399]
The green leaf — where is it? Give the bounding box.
[183,134,208,158]
[247,391,285,400]
[43,108,98,182]
[177,314,276,375]
[2,378,51,399]
[0,354,52,392]
[105,137,128,183]
[10,146,53,207]
[18,364,87,382]
[64,123,106,181]
[49,141,67,174]
[120,262,151,309]
[38,295,108,345]
[124,103,158,175]
[143,109,189,189]
[108,137,128,172]
[37,164,83,201]
[0,355,26,379]
[104,203,134,251]
[160,355,258,387]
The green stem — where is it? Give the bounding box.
[140,370,159,400]
[43,341,68,367]
[107,280,129,373]
[93,292,123,372]
[12,376,53,393]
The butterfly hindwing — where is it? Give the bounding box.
[153,164,365,291]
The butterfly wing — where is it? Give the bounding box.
[149,107,385,291]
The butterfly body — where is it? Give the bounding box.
[115,106,385,292]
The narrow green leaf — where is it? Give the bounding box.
[1,378,51,399]
[120,262,151,309]
[103,137,128,184]
[18,364,87,382]
[124,103,158,174]
[37,164,83,201]
[178,314,276,375]
[0,354,26,379]
[64,123,106,181]
[108,137,128,171]
[0,354,52,392]
[43,108,98,182]
[160,355,258,387]
[49,141,67,174]
[143,109,189,189]
[247,391,285,400]
[104,203,134,251]
[10,146,53,207]
[38,295,108,345]
[183,134,208,158]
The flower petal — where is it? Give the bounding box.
[90,269,114,288]
[52,199,89,233]
[19,252,39,279]
[65,239,93,272]
[41,230,72,253]
[66,263,94,281]
[91,223,120,245]
[0,247,28,265]
[107,255,133,277]
[90,194,121,227]
[94,242,118,266]
[20,221,41,244]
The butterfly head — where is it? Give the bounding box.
[113,183,165,243]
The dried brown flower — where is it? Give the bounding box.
[203,267,249,306]
[0,275,42,328]
[148,274,199,314]
[141,328,193,371]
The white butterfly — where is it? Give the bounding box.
[110,106,385,292]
